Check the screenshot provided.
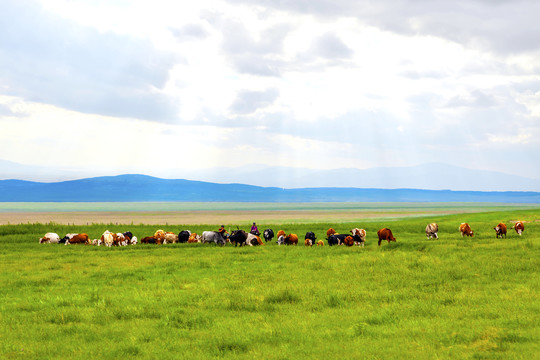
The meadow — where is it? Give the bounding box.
[0,205,539,359]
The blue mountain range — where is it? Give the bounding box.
[0,174,538,202]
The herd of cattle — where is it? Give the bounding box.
[38,221,526,246]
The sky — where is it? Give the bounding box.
[1,0,540,182]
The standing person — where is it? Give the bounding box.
[250,222,259,236]
[218,225,226,234]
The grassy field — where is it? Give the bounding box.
[0,205,539,359]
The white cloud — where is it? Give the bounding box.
[1,0,539,182]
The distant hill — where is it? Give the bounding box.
[2,160,539,192]
[0,174,539,202]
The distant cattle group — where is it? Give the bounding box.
[38,220,527,248]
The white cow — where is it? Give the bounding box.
[39,232,60,244]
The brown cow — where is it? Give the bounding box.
[141,236,160,244]
[512,221,525,236]
[154,230,166,243]
[459,223,474,237]
[285,233,298,245]
[425,223,439,240]
[493,223,507,238]
[377,228,396,246]
[188,233,201,243]
[276,230,286,238]
[316,240,324,246]
[326,228,337,237]
[65,233,90,245]
[343,236,355,246]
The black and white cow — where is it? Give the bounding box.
[263,228,274,242]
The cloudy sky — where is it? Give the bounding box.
[1,0,539,183]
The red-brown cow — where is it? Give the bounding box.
[459,223,474,237]
[493,223,507,238]
[377,228,396,246]
[326,228,337,237]
[343,236,355,246]
[512,221,525,236]
[141,236,160,244]
[65,233,90,245]
[285,234,298,245]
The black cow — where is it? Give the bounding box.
[327,234,348,246]
[305,231,316,246]
[178,230,191,243]
[230,230,248,247]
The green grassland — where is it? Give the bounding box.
[1,207,539,359]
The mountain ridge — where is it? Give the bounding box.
[2,160,539,191]
[0,174,539,203]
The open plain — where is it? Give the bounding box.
[1,203,539,359]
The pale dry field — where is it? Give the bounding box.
[2,202,536,225]
[0,210,448,225]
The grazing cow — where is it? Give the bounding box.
[247,233,264,246]
[154,230,166,243]
[122,231,137,245]
[230,230,264,246]
[459,223,474,237]
[377,228,396,246]
[425,223,439,240]
[164,232,178,244]
[284,234,299,245]
[263,229,274,242]
[60,233,77,244]
[277,230,286,238]
[101,231,115,247]
[305,232,316,246]
[229,230,248,247]
[494,223,507,238]
[178,230,191,243]
[326,228,337,237]
[116,233,128,246]
[277,234,285,245]
[39,232,60,244]
[512,221,525,236]
[188,233,201,243]
[317,240,324,246]
[65,233,90,245]
[141,236,158,244]
[350,228,366,247]
[201,231,229,246]
[343,236,355,247]
[327,234,348,246]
